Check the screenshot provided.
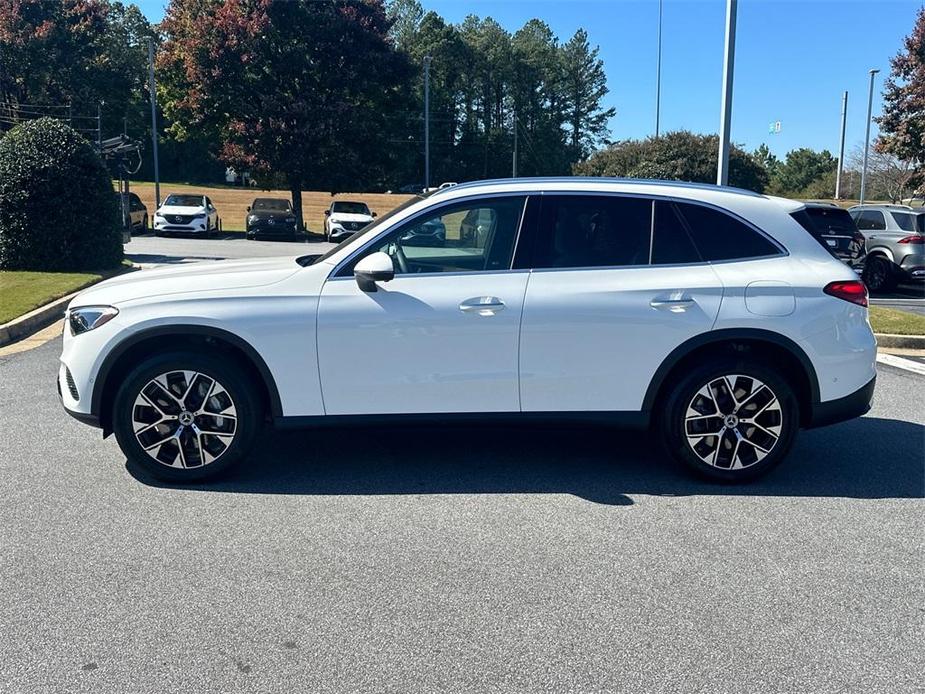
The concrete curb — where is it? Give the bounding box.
[874,332,925,350]
[0,266,137,348]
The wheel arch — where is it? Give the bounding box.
[643,329,820,427]
[91,325,283,435]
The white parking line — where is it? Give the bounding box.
[877,353,925,376]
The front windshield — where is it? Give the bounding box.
[302,196,424,266]
[164,194,204,207]
[332,201,370,215]
[253,199,291,211]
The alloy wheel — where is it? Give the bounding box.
[683,374,783,470]
[131,370,237,469]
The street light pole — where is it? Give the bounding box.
[146,37,161,208]
[655,0,663,138]
[835,91,848,200]
[423,55,432,191]
[512,108,518,177]
[860,68,880,205]
[716,0,737,186]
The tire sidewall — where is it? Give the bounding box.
[659,358,799,482]
[113,351,261,482]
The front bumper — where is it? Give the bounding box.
[807,375,876,428]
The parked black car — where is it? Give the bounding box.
[115,192,147,232]
[245,198,299,239]
[792,202,866,272]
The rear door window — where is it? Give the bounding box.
[527,195,652,269]
[854,210,886,230]
[675,202,781,261]
[651,201,701,265]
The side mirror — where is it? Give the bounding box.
[324,209,331,216]
[372,212,378,218]
[354,251,394,292]
[246,206,251,212]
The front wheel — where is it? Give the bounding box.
[113,351,262,482]
[658,359,799,482]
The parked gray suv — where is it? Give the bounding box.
[849,204,925,291]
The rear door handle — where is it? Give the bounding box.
[650,297,695,312]
[459,296,505,315]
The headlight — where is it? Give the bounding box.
[192,213,207,219]
[285,216,296,223]
[248,215,259,223]
[68,306,118,336]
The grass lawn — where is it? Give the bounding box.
[0,269,115,325]
[126,181,413,233]
[868,306,925,336]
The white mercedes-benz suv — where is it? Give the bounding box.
[59,178,877,483]
[153,193,221,236]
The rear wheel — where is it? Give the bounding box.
[658,358,799,482]
[113,352,262,482]
[862,255,896,293]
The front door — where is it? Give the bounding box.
[317,195,529,415]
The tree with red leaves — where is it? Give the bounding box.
[159,0,412,227]
[877,6,925,191]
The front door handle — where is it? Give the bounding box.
[459,296,505,316]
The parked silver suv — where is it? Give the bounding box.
[849,204,925,291]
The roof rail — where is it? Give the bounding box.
[434,176,765,198]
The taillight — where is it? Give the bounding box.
[897,235,924,244]
[824,280,868,307]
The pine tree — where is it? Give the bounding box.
[559,29,616,160]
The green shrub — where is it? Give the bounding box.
[0,118,123,271]
[573,130,770,193]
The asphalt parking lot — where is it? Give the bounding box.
[1,235,923,693]
[125,231,337,267]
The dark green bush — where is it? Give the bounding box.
[0,118,123,271]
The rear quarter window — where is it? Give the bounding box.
[675,202,781,261]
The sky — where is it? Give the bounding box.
[135,0,920,160]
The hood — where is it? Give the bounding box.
[70,257,302,308]
[157,204,206,216]
[330,212,373,223]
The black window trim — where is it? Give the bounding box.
[329,192,532,280]
[516,190,787,273]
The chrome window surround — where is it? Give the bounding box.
[326,189,788,280]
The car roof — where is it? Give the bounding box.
[252,197,289,203]
[425,177,803,219]
[332,200,368,205]
[802,201,844,209]
[849,204,918,212]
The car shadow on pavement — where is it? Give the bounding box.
[126,415,925,505]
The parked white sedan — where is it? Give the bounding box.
[59,178,876,483]
[153,193,221,236]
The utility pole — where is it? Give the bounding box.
[716,0,737,186]
[97,102,103,154]
[860,68,880,205]
[146,37,161,208]
[512,109,518,177]
[835,91,848,200]
[423,55,432,191]
[655,0,663,137]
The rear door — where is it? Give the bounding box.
[516,195,724,412]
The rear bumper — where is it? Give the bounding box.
[807,375,876,429]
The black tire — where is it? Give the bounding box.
[862,255,896,293]
[657,357,799,482]
[142,214,148,231]
[113,351,262,482]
